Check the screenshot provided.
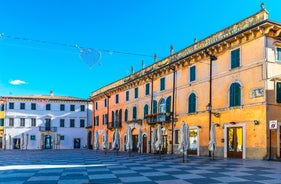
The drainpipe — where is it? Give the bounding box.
[148,75,154,153]
[171,67,176,154]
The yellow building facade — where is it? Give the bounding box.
[90,6,281,159]
[0,98,5,149]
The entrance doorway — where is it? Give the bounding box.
[161,135,168,154]
[87,131,92,149]
[132,135,138,152]
[13,138,20,149]
[227,127,243,158]
[74,138,81,149]
[45,135,52,149]
[143,134,147,153]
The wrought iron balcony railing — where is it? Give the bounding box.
[39,126,57,132]
[107,121,122,130]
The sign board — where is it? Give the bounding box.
[269,120,278,130]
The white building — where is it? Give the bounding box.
[2,91,92,150]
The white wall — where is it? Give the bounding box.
[4,99,89,150]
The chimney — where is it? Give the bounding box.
[131,66,134,74]
[142,60,145,69]
[170,45,174,55]
[50,90,54,96]
[154,53,157,63]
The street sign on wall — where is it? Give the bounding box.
[269,120,278,130]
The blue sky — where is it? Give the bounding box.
[0,0,280,99]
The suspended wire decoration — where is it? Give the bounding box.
[0,33,159,69]
[77,46,102,69]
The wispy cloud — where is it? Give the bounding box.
[9,80,27,85]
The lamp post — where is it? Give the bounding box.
[205,51,217,157]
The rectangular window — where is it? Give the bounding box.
[31,103,36,110]
[70,105,75,111]
[31,118,36,127]
[60,119,65,127]
[70,119,75,127]
[0,104,4,111]
[80,105,85,111]
[104,98,107,107]
[134,87,138,99]
[115,94,119,104]
[46,104,51,110]
[189,65,196,82]
[231,48,240,69]
[277,47,281,62]
[20,103,25,110]
[175,130,180,144]
[145,83,150,95]
[95,102,98,110]
[80,119,85,127]
[30,135,36,141]
[126,91,130,101]
[60,104,65,111]
[94,116,99,126]
[9,118,14,126]
[276,82,281,103]
[160,77,165,90]
[9,103,14,109]
[20,118,25,127]
[60,135,65,141]
[0,119,4,126]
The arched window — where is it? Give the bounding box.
[144,104,149,119]
[124,109,128,122]
[229,82,241,107]
[133,106,137,120]
[188,93,196,113]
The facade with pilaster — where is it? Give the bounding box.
[91,6,281,159]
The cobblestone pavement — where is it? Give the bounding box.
[0,149,280,184]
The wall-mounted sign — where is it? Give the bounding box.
[269,120,278,130]
[250,88,264,98]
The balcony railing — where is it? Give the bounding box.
[145,113,172,124]
[126,119,143,125]
[39,126,57,132]
[107,121,122,130]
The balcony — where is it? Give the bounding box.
[145,113,172,124]
[39,126,57,132]
[126,119,143,125]
[107,121,122,130]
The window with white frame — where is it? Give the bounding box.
[276,47,281,62]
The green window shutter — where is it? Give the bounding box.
[144,105,148,118]
[133,107,137,119]
[160,78,165,91]
[231,49,240,69]
[276,82,281,103]
[188,93,196,113]
[126,91,129,101]
[230,83,241,107]
[124,109,128,122]
[190,66,196,82]
[0,119,4,126]
[145,83,150,95]
[135,88,138,98]
[277,48,281,61]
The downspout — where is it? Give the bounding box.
[171,67,176,154]
[148,75,154,153]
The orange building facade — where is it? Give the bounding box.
[90,6,281,159]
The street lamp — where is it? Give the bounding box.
[205,51,217,157]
